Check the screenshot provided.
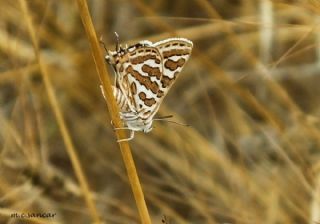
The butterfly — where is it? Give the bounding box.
[104,34,193,142]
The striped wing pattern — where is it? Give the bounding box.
[120,45,163,119]
[154,38,193,103]
[106,37,193,137]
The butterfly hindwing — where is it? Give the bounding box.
[154,38,193,97]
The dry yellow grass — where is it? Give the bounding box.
[1,0,320,223]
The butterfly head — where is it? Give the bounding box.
[105,50,118,64]
[103,32,128,66]
[105,50,128,75]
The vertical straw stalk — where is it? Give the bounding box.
[75,0,151,223]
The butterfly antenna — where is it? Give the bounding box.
[153,116,190,127]
[114,32,120,52]
[164,120,190,127]
[99,36,108,53]
[154,115,173,119]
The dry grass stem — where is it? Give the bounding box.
[76,0,151,223]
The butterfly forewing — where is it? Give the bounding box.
[116,45,163,119]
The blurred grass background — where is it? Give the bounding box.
[1,0,320,223]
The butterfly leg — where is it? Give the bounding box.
[113,126,135,141]
[117,130,135,142]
